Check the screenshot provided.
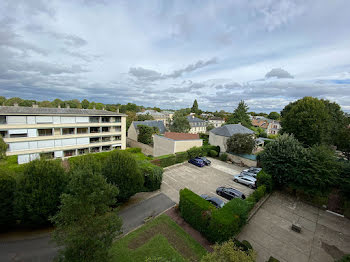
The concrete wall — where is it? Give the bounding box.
[127,137,153,156]
[174,139,202,153]
[209,132,228,152]
[153,135,203,157]
[127,124,138,141]
[226,153,257,167]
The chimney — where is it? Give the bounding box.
[32,103,38,108]
[14,103,18,107]
[66,104,70,109]
[58,104,61,108]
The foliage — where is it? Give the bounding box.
[336,127,350,161]
[139,161,163,191]
[267,256,280,262]
[250,185,266,202]
[187,146,204,159]
[102,150,144,202]
[209,150,218,157]
[227,134,255,154]
[281,97,346,146]
[339,161,350,199]
[0,171,16,228]
[81,99,89,109]
[191,99,199,114]
[0,136,7,160]
[207,124,215,132]
[220,153,228,161]
[51,168,122,262]
[268,112,280,120]
[175,152,188,163]
[251,126,267,138]
[200,133,209,145]
[137,125,158,145]
[336,255,350,262]
[267,134,278,139]
[226,101,252,128]
[169,111,191,133]
[15,159,67,225]
[137,113,154,121]
[256,170,273,193]
[201,240,256,262]
[258,134,307,187]
[125,147,142,153]
[202,145,220,156]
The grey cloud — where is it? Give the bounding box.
[128,67,162,81]
[265,68,294,79]
[214,82,242,89]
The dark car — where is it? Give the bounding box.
[196,156,211,166]
[243,167,262,174]
[188,158,205,167]
[200,194,225,208]
[216,187,246,200]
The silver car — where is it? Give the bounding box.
[233,174,257,189]
[240,170,257,178]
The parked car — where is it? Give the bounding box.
[233,175,257,189]
[200,194,225,208]
[197,156,211,166]
[188,158,205,167]
[216,187,246,200]
[243,167,262,174]
[240,170,257,178]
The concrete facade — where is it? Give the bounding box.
[153,135,203,157]
[208,117,225,127]
[0,106,126,164]
[187,115,207,134]
[209,132,229,152]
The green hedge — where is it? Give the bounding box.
[219,153,228,161]
[256,170,273,193]
[209,150,218,157]
[175,152,188,163]
[250,185,266,202]
[0,171,16,229]
[139,161,163,191]
[201,145,220,156]
[187,147,204,159]
[267,256,280,262]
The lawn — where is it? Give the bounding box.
[0,155,25,175]
[110,214,207,262]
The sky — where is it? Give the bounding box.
[0,0,350,113]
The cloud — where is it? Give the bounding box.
[265,68,294,79]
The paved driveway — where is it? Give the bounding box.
[237,191,350,262]
[161,157,254,203]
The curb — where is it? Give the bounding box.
[247,193,272,222]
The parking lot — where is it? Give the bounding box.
[161,157,254,203]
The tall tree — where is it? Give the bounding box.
[169,111,191,133]
[226,133,255,154]
[81,99,90,109]
[191,99,199,114]
[137,113,154,121]
[0,96,6,105]
[51,168,122,262]
[268,112,280,120]
[227,101,252,128]
[137,125,158,145]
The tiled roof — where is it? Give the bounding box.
[210,124,254,137]
[0,106,125,116]
[164,132,200,140]
[133,120,166,134]
[252,119,269,129]
[209,116,224,121]
[187,115,206,122]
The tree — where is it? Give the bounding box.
[0,96,6,105]
[227,101,252,128]
[0,136,7,160]
[191,99,199,114]
[258,134,307,187]
[102,150,144,202]
[280,97,342,146]
[39,100,52,107]
[201,240,256,262]
[207,124,215,132]
[137,113,154,121]
[81,99,90,109]
[138,125,158,145]
[51,168,122,262]
[15,159,67,225]
[0,171,16,228]
[226,134,255,154]
[51,99,64,108]
[169,111,191,133]
[268,112,280,120]
[5,97,22,106]
[336,127,350,161]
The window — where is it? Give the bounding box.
[78,148,89,155]
[89,116,100,123]
[38,129,53,136]
[115,126,121,132]
[102,127,110,132]
[102,136,111,142]
[90,127,100,133]
[102,145,111,151]
[62,128,75,135]
[90,147,100,153]
[102,117,110,123]
[114,116,121,123]
[114,136,121,141]
[64,150,76,157]
[0,131,7,138]
[40,152,54,159]
[0,116,6,124]
[10,133,27,138]
[90,137,100,143]
[77,128,88,134]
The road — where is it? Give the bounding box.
[0,193,175,262]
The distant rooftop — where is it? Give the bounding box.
[164,132,200,140]
[210,124,254,137]
[0,106,126,116]
[136,110,165,116]
[132,120,166,134]
[187,115,206,123]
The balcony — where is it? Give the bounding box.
[102,117,110,123]
[90,127,100,134]
[90,137,100,144]
[90,147,100,153]
[102,127,110,133]
[38,129,53,136]
[89,116,100,123]
[62,128,75,135]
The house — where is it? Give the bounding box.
[208,116,225,128]
[209,124,254,152]
[153,132,203,157]
[136,110,169,125]
[251,116,281,135]
[127,120,166,141]
[187,115,207,134]
[0,105,126,164]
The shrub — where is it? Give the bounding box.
[125,147,142,153]
[227,133,255,154]
[222,198,251,228]
[241,240,253,251]
[267,256,280,262]
[159,155,176,167]
[140,161,163,191]
[15,159,67,225]
[138,125,158,145]
[179,188,214,233]
[175,152,188,163]
[220,153,228,161]
[256,170,273,193]
[0,171,16,229]
[250,185,266,202]
[187,146,204,159]
[69,154,103,175]
[209,150,218,157]
[202,145,220,156]
[102,150,144,202]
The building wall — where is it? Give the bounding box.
[189,126,207,134]
[153,135,203,157]
[127,137,153,156]
[127,124,138,141]
[208,119,224,127]
[174,139,202,153]
[209,132,229,152]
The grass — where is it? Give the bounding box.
[0,155,25,175]
[110,214,207,262]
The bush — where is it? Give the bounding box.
[250,185,266,202]
[209,150,218,157]
[175,152,188,163]
[220,153,228,161]
[15,159,67,225]
[0,171,16,229]
[202,145,220,156]
[102,150,144,202]
[227,133,255,154]
[187,146,204,159]
[140,161,163,191]
[256,170,273,193]
[241,240,253,251]
[125,147,142,153]
[179,188,214,233]
[159,155,176,167]
[267,256,280,262]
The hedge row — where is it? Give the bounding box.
[179,187,267,243]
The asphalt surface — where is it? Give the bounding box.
[0,193,175,262]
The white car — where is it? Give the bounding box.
[233,174,257,189]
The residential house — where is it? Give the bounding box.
[208,116,225,128]
[251,116,281,135]
[127,120,166,141]
[136,110,173,126]
[187,115,207,134]
[153,132,203,157]
[0,105,126,164]
[209,124,255,152]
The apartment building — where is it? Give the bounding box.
[187,115,207,134]
[208,116,225,127]
[0,105,126,164]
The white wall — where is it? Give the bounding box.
[61,117,75,124]
[36,116,53,123]
[27,129,37,137]
[27,116,36,124]
[18,154,30,164]
[7,116,26,124]
[8,129,27,135]
[37,140,55,148]
[61,138,76,146]
[76,116,89,123]
[10,142,29,151]
[54,151,63,158]
[76,137,89,145]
